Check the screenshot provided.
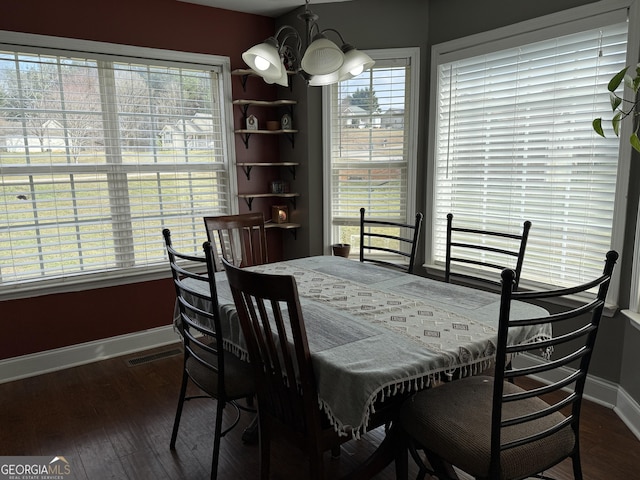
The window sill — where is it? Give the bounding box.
[621,309,640,332]
[0,266,173,302]
[423,263,619,317]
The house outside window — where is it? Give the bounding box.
[324,48,420,264]
[426,3,636,303]
[0,32,236,295]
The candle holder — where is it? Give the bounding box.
[272,205,289,224]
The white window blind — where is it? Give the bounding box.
[0,38,232,288]
[326,50,418,253]
[431,15,628,288]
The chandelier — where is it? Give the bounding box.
[241,0,374,87]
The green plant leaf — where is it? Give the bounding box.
[612,112,622,136]
[631,133,640,153]
[610,92,622,111]
[624,73,635,90]
[608,67,629,91]
[593,118,605,137]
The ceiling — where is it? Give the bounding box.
[178,0,351,18]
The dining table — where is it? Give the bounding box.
[175,255,551,444]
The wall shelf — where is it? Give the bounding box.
[233,99,297,148]
[234,129,298,148]
[233,99,297,108]
[237,193,300,210]
[265,221,300,239]
[265,222,300,229]
[231,81,300,238]
[236,162,299,180]
[231,68,295,91]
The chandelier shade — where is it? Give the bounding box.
[241,0,374,87]
[264,66,289,87]
[307,69,341,86]
[339,45,375,81]
[242,38,283,79]
[300,35,344,75]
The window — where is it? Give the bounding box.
[427,6,632,296]
[0,32,235,294]
[324,48,419,261]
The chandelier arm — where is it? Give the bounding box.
[319,28,346,45]
[274,25,301,45]
[307,22,320,43]
[280,31,302,51]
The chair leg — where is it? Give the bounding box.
[241,414,259,444]
[259,417,271,480]
[407,441,432,480]
[210,399,225,480]
[170,369,189,450]
[394,436,409,480]
[308,449,324,480]
[424,450,460,480]
[572,451,583,480]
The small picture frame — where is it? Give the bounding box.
[246,114,258,130]
[281,113,292,130]
[272,205,289,224]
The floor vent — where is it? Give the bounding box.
[126,349,182,367]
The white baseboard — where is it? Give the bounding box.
[513,354,640,441]
[0,325,180,384]
[615,387,640,441]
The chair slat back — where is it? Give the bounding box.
[359,207,423,273]
[489,250,618,477]
[223,258,321,435]
[163,229,227,394]
[204,212,268,271]
[445,212,531,290]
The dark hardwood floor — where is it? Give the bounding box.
[1,345,638,479]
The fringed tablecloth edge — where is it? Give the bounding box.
[317,358,496,439]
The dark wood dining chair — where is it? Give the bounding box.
[359,207,424,274]
[223,257,399,480]
[163,229,255,480]
[445,213,532,291]
[399,250,618,480]
[203,212,268,270]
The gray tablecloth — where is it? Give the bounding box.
[176,256,550,437]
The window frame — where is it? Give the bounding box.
[322,47,421,256]
[0,30,238,300]
[622,0,640,326]
[424,0,640,307]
